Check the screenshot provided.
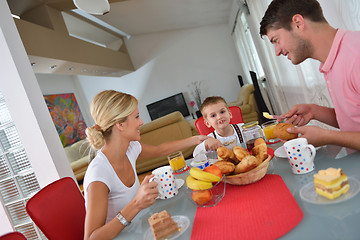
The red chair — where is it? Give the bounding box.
[195,106,244,135]
[0,232,26,240]
[25,177,85,240]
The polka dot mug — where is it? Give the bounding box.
[284,138,316,174]
[150,166,178,199]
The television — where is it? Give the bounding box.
[147,93,190,120]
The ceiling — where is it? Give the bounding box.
[9,0,233,35]
[7,0,234,76]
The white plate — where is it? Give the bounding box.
[274,146,287,158]
[143,215,190,240]
[299,177,360,205]
[175,179,184,189]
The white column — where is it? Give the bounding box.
[0,1,75,234]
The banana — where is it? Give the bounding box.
[186,175,213,190]
[189,167,221,183]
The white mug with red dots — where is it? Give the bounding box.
[150,166,178,199]
[284,138,316,174]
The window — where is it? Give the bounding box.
[0,91,46,239]
[233,10,264,79]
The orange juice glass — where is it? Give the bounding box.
[168,151,186,173]
[261,120,277,141]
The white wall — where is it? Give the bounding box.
[74,24,244,123]
[0,1,75,234]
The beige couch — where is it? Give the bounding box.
[64,139,94,181]
[64,111,196,180]
[137,111,196,174]
[228,84,259,123]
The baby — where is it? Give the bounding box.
[193,96,246,157]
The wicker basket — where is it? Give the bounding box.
[225,154,272,185]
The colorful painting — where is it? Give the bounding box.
[44,93,87,147]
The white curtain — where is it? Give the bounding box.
[233,0,360,125]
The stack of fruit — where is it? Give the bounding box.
[186,165,224,206]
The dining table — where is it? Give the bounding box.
[114,144,360,240]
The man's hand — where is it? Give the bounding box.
[283,104,315,126]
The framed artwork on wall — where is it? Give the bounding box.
[44,93,87,147]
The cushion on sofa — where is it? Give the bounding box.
[140,111,184,134]
[70,156,90,172]
[64,139,94,181]
[136,112,195,174]
[140,121,192,145]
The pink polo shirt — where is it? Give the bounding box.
[319,29,360,132]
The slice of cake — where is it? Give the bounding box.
[314,168,350,200]
[148,210,179,240]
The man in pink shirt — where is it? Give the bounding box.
[259,0,360,151]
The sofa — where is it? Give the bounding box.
[137,111,197,174]
[64,111,197,180]
[64,139,94,181]
[228,84,259,123]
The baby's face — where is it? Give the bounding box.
[203,102,232,130]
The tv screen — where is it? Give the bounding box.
[147,93,190,120]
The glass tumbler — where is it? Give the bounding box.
[168,151,186,173]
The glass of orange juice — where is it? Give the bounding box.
[168,151,186,173]
[261,120,278,142]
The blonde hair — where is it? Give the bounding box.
[200,96,229,119]
[85,90,138,150]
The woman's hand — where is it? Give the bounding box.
[133,175,158,211]
[193,135,210,145]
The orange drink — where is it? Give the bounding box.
[262,120,277,141]
[168,151,186,173]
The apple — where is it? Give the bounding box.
[203,165,223,180]
[191,189,212,205]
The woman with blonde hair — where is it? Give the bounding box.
[83,90,208,239]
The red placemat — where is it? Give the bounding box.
[191,174,303,240]
[267,147,274,158]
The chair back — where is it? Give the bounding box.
[0,232,26,240]
[195,106,244,135]
[26,177,85,240]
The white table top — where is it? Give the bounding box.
[114,145,360,239]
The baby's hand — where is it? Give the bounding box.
[205,138,223,151]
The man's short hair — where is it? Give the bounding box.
[259,0,327,37]
[200,96,228,118]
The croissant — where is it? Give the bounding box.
[217,147,238,164]
[233,146,250,161]
[252,138,268,162]
[234,155,260,174]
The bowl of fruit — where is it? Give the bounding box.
[186,165,225,207]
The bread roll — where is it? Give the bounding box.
[254,138,266,146]
[252,138,268,162]
[234,155,260,174]
[213,160,235,175]
[217,147,238,164]
[233,146,250,161]
[273,123,298,140]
